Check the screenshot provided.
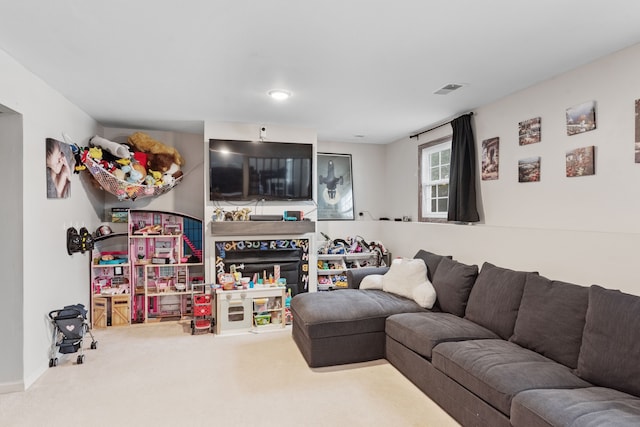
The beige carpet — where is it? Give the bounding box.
[0,322,459,427]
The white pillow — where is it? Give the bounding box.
[382,258,429,300]
[359,274,384,290]
[412,280,437,309]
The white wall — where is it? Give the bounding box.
[0,108,24,392]
[0,49,101,391]
[475,44,640,233]
[379,43,640,295]
[315,140,388,243]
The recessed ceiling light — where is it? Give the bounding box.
[268,89,291,101]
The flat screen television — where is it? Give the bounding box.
[209,139,313,201]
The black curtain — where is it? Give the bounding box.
[447,114,479,222]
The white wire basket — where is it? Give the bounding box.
[84,157,182,201]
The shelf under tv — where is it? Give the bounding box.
[211,220,315,237]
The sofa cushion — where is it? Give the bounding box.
[577,285,640,397]
[359,274,384,290]
[464,262,530,340]
[411,281,437,309]
[386,312,499,359]
[432,339,591,416]
[511,387,640,427]
[510,274,589,369]
[413,249,452,282]
[431,257,478,317]
[382,257,428,300]
[290,289,425,340]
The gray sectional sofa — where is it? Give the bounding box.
[290,250,640,426]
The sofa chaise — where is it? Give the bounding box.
[290,250,640,426]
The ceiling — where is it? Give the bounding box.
[2,1,640,144]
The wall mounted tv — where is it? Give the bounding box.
[209,139,313,201]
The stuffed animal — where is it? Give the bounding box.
[161,163,183,186]
[146,152,177,174]
[132,151,147,167]
[71,144,86,173]
[113,168,126,181]
[89,136,131,158]
[88,146,103,160]
[127,132,184,166]
[146,170,163,186]
[121,165,144,184]
[131,161,146,180]
[213,208,225,222]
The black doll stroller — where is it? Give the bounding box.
[48,304,98,366]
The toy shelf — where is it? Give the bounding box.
[316,252,383,291]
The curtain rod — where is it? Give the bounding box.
[410,112,474,140]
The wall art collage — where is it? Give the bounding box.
[481,99,640,183]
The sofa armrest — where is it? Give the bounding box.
[346,267,389,289]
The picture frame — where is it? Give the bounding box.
[45,138,75,199]
[566,101,597,136]
[518,157,541,182]
[566,146,595,177]
[481,137,499,180]
[114,266,123,276]
[317,153,354,220]
[519,117,541,145]
[635,99,640,163]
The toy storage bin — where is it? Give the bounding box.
[253,298,269,312]
[191,291,213,334]
[271,310,282,324]
[194,294,211,305]
[254,314,271,326]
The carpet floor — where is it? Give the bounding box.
[0,322,459,426]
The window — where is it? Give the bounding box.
[419,137,451,220]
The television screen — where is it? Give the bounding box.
[209,139,313,201]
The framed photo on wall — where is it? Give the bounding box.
[635,99,640,163]
[317,153,354,220]
[481,137,499,180]
[566,101,597,136]
[566,146,595,177]
[519,117,541,145]
[45,137,75,199]
[518,157,541,182]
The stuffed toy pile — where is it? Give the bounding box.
[75,132,184,188]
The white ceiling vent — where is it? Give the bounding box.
[434,83,464,95]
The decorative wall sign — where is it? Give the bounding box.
[566,146,595,177]
[519,117,541,145]
[566,101,597,136]
[518,157,541,182]
[481,137,499,180]
[317,153,354,220]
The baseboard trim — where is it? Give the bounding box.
[0,380,24,394]
[23,363,48,391]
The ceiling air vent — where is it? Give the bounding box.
[434,83,463,95]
